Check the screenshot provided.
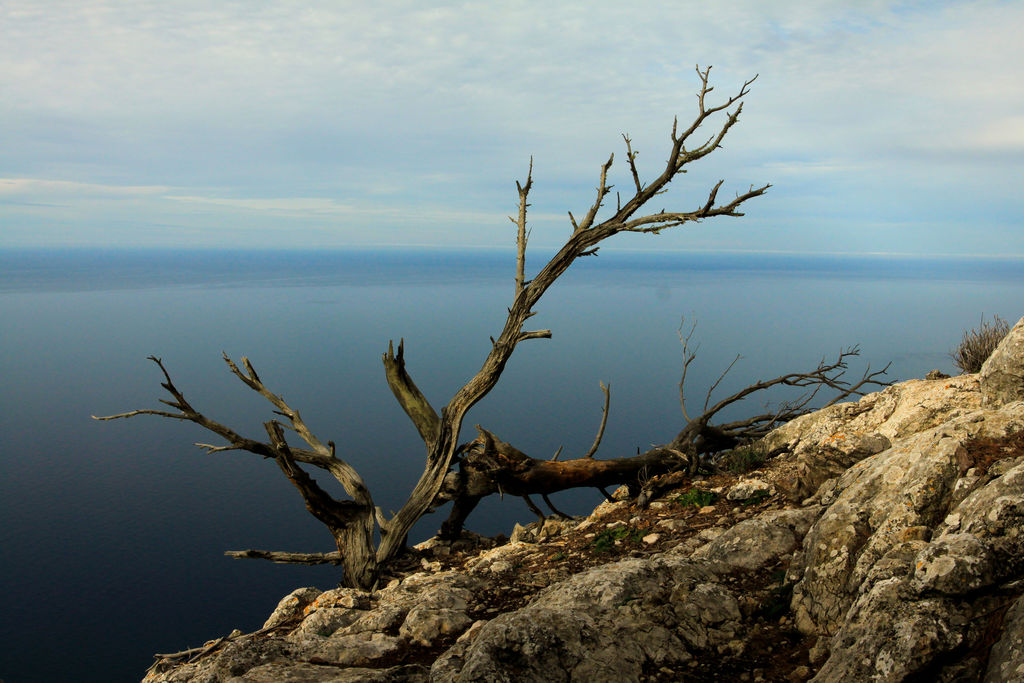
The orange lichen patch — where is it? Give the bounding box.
[955,429,1024,476]
[302,596,324,616]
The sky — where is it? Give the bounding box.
[1,1,1022,255]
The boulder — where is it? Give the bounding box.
[984,595,1024,683]
[981,316,1024,407]
[450,558,736,682]
[765,374,979,501]
[691,506,822,571]
[725,478,773,501]
[261,587,322,630]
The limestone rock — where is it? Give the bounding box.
[261,587,322,630]
[791,401,1024,679]
[430,620,488,683]
[765,374,979,501]
[691,506,821,571]
[725,478,773,501]
[306,587,371,611]
[811,577,963,682]
[311,631,404,667]
[510,516,580,543]
[984,595,1024,683]
[446,555,754,681]
[287,606,362,641]
[981,316,1024,407]
[790,408,1009,640]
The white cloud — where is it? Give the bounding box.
[970,116,1024,150]
[0,178,169,197]
[164,195,354,215]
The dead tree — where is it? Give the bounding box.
[96,66,769,589]
[434,338,892,535]
[667,320,893,471]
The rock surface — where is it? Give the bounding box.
[981,316,1024,407]
[144,318,1024,683]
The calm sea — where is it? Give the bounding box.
[1,247,1021,682]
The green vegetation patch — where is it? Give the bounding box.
[591,525,643,552]
[675,488,718,508]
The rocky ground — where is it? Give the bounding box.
[145,318,1024,682]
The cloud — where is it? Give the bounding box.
[164,196,355,215]
[0,178,169,197]
[970,116,1024,151]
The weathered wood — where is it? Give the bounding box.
[224,550,344,565]
[382,339,440,445]
[438,428,687,501]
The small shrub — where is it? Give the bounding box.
[951,314,1010,374]
[675,488,718,508]
[719,443,766,474]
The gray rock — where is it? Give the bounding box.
[261,587,322,630]
[725,478,773,501]
[984,595,1024,682]
[449,557,741,682]
[811,577,963,682]
[400,605,473,647]
[312,631,404,667]
[912,533,996,594]
[430,620,489,683]
[287,606,362,641]
[791,422,973,639]
[691,506,822,571]
[981,316,1024,407]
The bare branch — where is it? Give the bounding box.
[582,381,611,459]
[522,494,546,523]
[576,154,615,233]
[704,354,742,412]
[515,158,534,295]
[677,317,700,422]
[671,344,893,472]
[224,549,344,565]
[622,134,643,194]
[541,493,571,519]
[822,360,893,407]
[382,339,441,444]
[517,329,553,343]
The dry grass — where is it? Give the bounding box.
[951,315,1010,374]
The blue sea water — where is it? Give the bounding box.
[0,247,1021,682]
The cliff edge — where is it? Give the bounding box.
[146,317,1024,682]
